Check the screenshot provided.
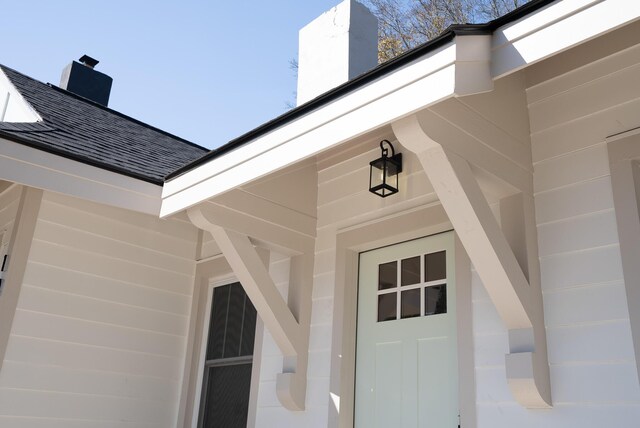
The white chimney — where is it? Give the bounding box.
[296,0,378,106]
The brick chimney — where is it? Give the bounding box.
[296,0,378,106]
[60,55,113,106]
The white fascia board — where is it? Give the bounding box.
[160,44,458,217]
[0,137,162,215]
[492,0,640,78]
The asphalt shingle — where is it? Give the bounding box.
[0,65,208,185]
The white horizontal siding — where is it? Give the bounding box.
[478,403,640,428]
[0,191,198,427]
[317,147,436,231]
[471,38,640,427]
[0,416,160,428]
[253,249,339,428]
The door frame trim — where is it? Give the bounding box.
[328,203,476,428]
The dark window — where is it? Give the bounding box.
[401,288,421,319]
[401,256,421,286]
[378,293,397,322]
[425,284,447,316]
[199,283,257,428]
[378,261,397,290]
[425,251,446,282]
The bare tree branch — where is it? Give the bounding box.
[362,0,531,62]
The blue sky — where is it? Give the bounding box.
[1,1,342,148]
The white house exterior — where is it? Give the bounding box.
[1,0,640,427]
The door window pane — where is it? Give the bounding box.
[425,284,447,315]
[425,251,446,282]
[401,256,421,286]
[378,293,397,322]
[378,261,397,290]
[401,288,421,319]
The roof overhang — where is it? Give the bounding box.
[0,136,163,215]
[161,0,640,218]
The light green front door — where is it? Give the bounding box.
[355,232,458,428]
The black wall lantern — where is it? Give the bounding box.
[369,140,403,197]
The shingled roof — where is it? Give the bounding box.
[0,65,209,185]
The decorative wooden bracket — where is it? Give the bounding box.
[393,114,552,408]
[188,195,314,411]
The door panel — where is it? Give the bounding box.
[355,232,458,428]
[375,342,402,427]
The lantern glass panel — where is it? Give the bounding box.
[385,166,398,194]
[369,158,385,189]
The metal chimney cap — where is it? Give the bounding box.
[79,55,99,69]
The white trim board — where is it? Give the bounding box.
[607,127,640,385]
[0,137,162,216]
[492,0,640,78]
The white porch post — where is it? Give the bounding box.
[392,114,552,408]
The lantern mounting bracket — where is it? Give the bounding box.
[380,140,402,173]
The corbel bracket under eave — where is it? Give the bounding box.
[392,115,552,408]
[188,205,312,411]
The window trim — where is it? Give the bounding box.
[189,276,263,428]
[607,127,640,385]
